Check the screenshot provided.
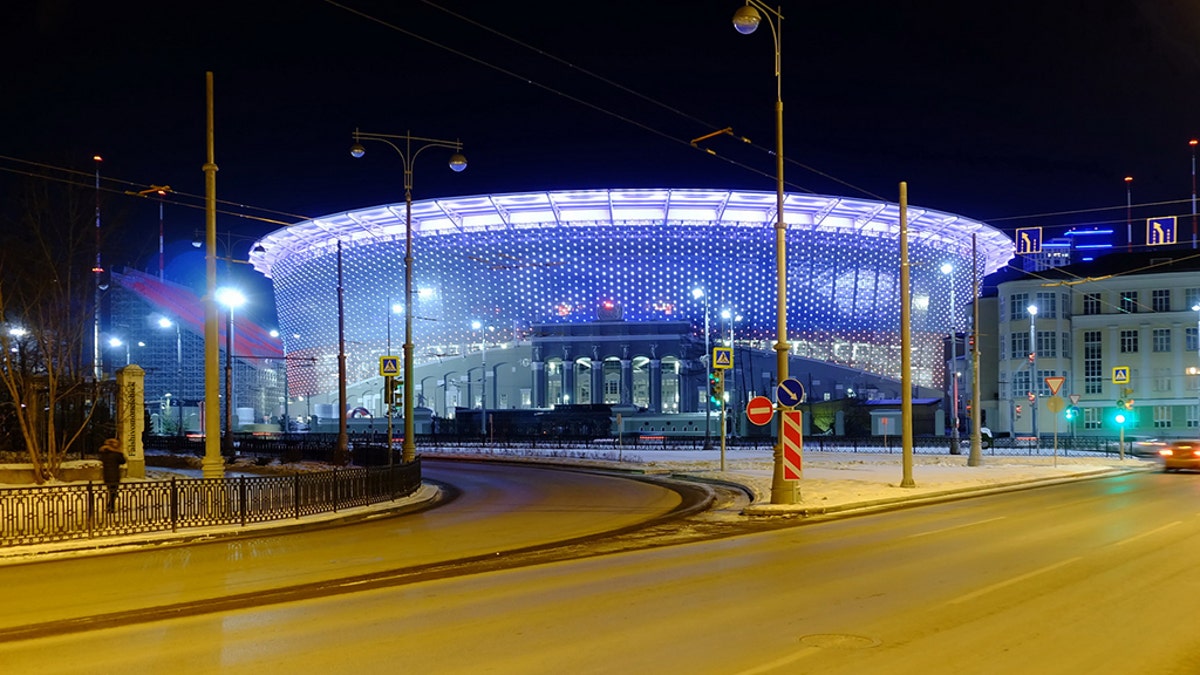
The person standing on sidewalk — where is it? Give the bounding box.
[99,438,126,513]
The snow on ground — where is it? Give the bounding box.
[423,444,1157,511]
[0,444,1157,561]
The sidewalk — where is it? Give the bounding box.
[422,445,1156,516]
[0,446,1155,561]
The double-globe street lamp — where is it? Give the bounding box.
[732,1,794,503]
[351,130,467,463]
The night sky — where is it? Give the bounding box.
[5,0,1200,289]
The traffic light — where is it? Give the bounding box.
[1065,406,1078,420]
[708,371,724,405]
[1027,391,1036,403]
[968,334,975,351]
[1116,398,1134,411]
[1015,404,1023,418]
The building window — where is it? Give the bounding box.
[1120,291,1138,313]
[1084,330,1102,395]
[1154,405,1172,429]
[1152,289,1171,312]
[1188,404,1199,429]
[1036,331,1056,358]
[1061,292,1071,319]
[1035,292,1057,319]
[1153,328,1171,353]
[1120,329,1139,353]
[1085,407,1101,430]
[1153,367,1173,393]
[1013,370,1030,401]
[1061,332,1071,359]
[1083,293,1101,315]
[1188,326,1198,352]
[1035,370,1055,397]
[1187,288,1200,310]
[1009,293,1029,322]
[1011,332,1030,360]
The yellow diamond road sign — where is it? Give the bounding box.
[379,355,400,377]
[713,347,733,370]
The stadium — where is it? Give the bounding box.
[249,188,1012,427]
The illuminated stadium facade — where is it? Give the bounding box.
[250,188,1012,415]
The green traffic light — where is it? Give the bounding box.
[1114,413,1126,425]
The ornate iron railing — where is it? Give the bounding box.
[0,460,422,547]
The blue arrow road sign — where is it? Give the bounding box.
[777,377,805,408]
[1147,216,1177,246]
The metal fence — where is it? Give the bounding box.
[0,460,422,547]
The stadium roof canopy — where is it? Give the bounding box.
[250,188,1012,277]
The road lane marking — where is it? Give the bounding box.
[947,557,1081,605]
[733,646,823,675]
[1111,521,1181,546]
[906,516,1006,538]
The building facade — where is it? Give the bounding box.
[991,251,1200,438]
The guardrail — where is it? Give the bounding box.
[0,460,422,547]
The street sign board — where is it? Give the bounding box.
[1112,366,1130,384]
[1069,394,1081,405]
[379,356,400,377]
[777,378,805,408]
[712,347,733,370]
[746,396,774,426]
[1015,227,1043,254]
[1046,396,1065,414]
[1044,376,1065,396]
[782,410,803,480]
[1147,216,1178,246]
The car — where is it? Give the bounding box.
[1159,440,1200,472]
[1130,437,1168,458]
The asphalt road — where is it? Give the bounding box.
[5,468,1200,673]
[0,461,683,639]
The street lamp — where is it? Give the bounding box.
[350,129,467,464]
[693,288,713,451]
[158,316,184,436]
[216,286,246,456]
[1028,303,1039,444]
[732,1,793,503]
[1192,304,1200,425]
[108,336,130,366]
[941,263,961,455]
[1124,176,1133,252]
[471,320,489,439]
[1191,139,1198,249]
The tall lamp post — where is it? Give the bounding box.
[1191,139,1197,250]
[472,320,488,439]
[350,130,467,464]
[159,316,184,436]
[692,288,713,451]
[1192,304,1200,422]
[732,1,794,503]
[941,263,961,455]
[1028,303,1039,444]
[1124,176,1133,252]
[216,287,246,456]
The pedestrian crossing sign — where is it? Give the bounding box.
[379,356,400,377]
[713,347,733,370]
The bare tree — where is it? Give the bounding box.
[0,177,102,481]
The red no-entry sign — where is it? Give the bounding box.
[746,395,774,426]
